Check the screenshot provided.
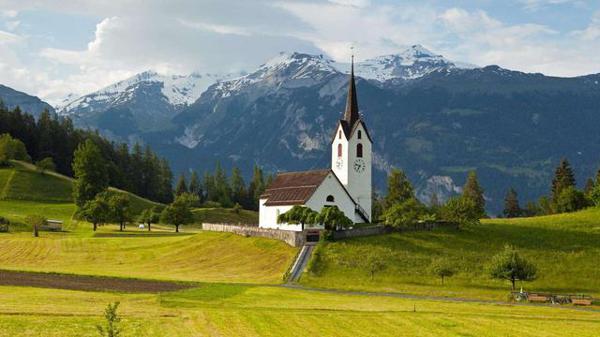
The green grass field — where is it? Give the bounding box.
[301,207,600,300]
[1,160,599,336]
[1,284,599,337]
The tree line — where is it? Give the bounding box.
[173,163,272,211]
[0,104,173,203]
[375,169,485,227]
[502,158,600,218]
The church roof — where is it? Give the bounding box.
[261,169,330,206]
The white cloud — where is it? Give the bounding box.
[572,11,600,40]
[519,0,583,10]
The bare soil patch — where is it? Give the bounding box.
[0,269,194,293]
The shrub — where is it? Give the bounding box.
[554,186,587,213]
[382,198,429,228]
[429,259,455,285]
[440,196,480,226]
[35,157,56,175]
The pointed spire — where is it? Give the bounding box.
[343,52,360,127]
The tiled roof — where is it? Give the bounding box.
[261,169,330,206]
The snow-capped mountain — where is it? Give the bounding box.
[58,71,239,114]
[336,45,477,82]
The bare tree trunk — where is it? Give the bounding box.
[93,223,97,231]
[175,224,179,233]
[33,224,39,237]
[511,278,516,291]
[148,223,151,231]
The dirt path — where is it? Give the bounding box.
[0,269,194,293]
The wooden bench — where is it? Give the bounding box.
[572,298,593,306]
[528,295,549,303]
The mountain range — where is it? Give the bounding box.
[3,45,600,214]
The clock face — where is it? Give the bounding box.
[336,159,344,169]
[353,158,366,173]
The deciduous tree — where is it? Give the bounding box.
[488,245,537,290]
[72,139,108,207]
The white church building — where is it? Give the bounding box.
[259,58,372,231]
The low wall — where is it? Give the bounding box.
[202,223,305,247]
[333,221,458,240]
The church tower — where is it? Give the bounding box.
[331,55,372,223]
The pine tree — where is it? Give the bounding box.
[551,158,576,202]
[230,167,246,206]
[462,171,486,218]
[429,192,440,208]
[72,139,108,207]
[174,173,188,197]
[383,168,415,209]
[189,171,202,199]
[247,165,265,210]
[213,162,231,207]
[203,171,215,202]
[503,188,521,218]
[584,178,595,195]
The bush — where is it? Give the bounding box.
[35,157,56,174]
[0,216,9,232]
[382,198,429,228]
[429,259,455,285]
[488,244,537,290]
[0,133,30,164]
[554,186,587,213]
[440,196,480,226]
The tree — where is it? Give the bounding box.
[213,162,232,207]
[503,188,521,218]
[230,167,246,206]
[364,252,387,280]
[247,165,265,210]
[382,198,429,228]
[35,157,56,175]
[551,158,576,203]
[383,168,414,209]
[174,173,188,197]
[584,178,595,196]
[138,207,160,231]
[430,259,455,285]
[589,183,600,206]
[278,205,319,230]
[80,193,110,231]
[26,215,46,237]
[488,245,537,290]
[538,196,553,215]
[440,196,480,226]
[188,171,202,199]
[0,133,30,165]
[462,171,486,218]
[554,186,586,213]
[317,205,353,231]
[108,194,132,231]
[160,197,193,232]
[96,302,121,337]
[72,139,108,207]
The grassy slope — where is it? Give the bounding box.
[0,230,295,284]
[302,207,600,300]
[1,284,599,337]
[193,207,258,225]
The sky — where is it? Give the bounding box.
[1,0,600,104]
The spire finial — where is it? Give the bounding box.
[343,45,359,127]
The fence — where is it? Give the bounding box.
[202,223,305,247]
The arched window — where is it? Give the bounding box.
[358,130,362,139]
[338,130,342,139]
[326,195,335,202]
[357,143,363,158]
[337,143,342,157]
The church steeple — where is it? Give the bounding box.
[343,54,360,128]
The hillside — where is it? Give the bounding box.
[301,207,600,300]
[0,85,55,118]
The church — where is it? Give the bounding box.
[259,58,372,231]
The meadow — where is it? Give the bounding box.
[1,283,599,337]
[1,161,599,336]
[301,207,600,300]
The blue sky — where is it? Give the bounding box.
[1,0,599,103]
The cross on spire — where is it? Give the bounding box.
[343,46,359,128]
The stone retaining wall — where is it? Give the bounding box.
[202,223,305,247]
[333,221,458,240]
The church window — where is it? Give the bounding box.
[357,143,363,158]
[338,130,342,139]
[358,130,362,139]
[337,144,342,157]
[326,195,335,202]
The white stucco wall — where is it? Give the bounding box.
[258,199,299,230]
[305,171,361,223]
[331,125,349,186]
